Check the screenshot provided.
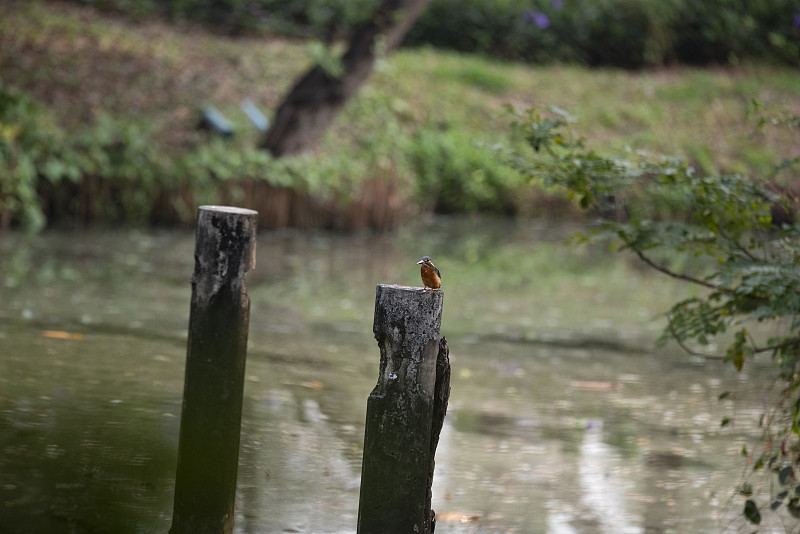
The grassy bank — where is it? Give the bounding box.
[1,0,799,230]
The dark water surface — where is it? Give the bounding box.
[0,219,776,533]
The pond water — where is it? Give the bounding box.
[0,218,780,533]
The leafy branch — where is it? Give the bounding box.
[631,247,717,289]
[508,104,800,526]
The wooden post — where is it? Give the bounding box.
[357,284,450,534]
[170,206,258,534]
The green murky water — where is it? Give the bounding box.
[0,218,777,533]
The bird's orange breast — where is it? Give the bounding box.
[420,264,441,289]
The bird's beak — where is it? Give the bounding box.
[416,260,424,265]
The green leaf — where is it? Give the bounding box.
[772,490,789,511]
[779,466,794,485]
[732,351,745,371]
[744,499,761,524]
[753,455,764,471]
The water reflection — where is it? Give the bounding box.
[0,219,776,533]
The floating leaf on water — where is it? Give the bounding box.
[435,511,482,523]
[42,330,83,340]
[570,380,620,391]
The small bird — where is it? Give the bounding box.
[416,256,442,290]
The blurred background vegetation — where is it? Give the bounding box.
[1,0,799,231]
[57,0,800,67]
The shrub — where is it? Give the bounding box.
[0,82,420,231]
[56,0,800,66]
[64,0,381,35]
[409,127,524,214]
[0,82,77,231]
[670,0,800,65]
[408,0,800,67]
[55,0,800,66]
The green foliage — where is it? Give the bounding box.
[1,75,514,229]
[0,80,422,230]
[508,103,800,525]
[73,113,168,223]
[0,81,75,231]
[450,62,513,94]
[64,0,381,35]
[671,0,800,65]
[426,0,799,67]
[0,81,181,229]
[409,127,525,214]
[57,0,800,66]
[407,0,800,67]
[251,0,381,37]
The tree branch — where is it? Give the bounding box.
[753,336,800,355]
[632,247,718,289]
[717,227,759,262]
[666,314,723,360]
[667,314,800,362]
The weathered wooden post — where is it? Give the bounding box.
[170,206,258,534]
[357,284,450,534]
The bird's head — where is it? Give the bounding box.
[416,256,434,266]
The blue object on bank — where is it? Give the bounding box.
[200,106,234,137]
[240,100,270,133]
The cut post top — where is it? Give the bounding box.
[375,283,444,294]
[373,283,443,361]
[193,206,258,306]
[199,205,259,216]
[195,206,258,271]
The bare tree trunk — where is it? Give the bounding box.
[262,0,431,157]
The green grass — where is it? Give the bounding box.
[2,0,799,202]
[371,52,799,178]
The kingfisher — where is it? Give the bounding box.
[416,256,442,291]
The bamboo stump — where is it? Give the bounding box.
[357,284,450,534]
